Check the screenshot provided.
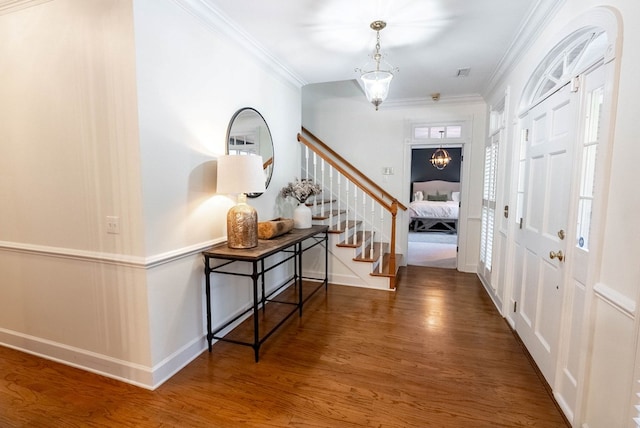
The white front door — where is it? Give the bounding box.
[514,84,577,385]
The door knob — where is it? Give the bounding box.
[549,250,564,262]
[557,229,565,240]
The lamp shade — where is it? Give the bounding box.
[216,154,266,195]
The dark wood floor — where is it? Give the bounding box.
[1,266,568,427]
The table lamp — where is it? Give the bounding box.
[216,154,266,248]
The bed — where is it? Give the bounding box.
[409,180,460,233]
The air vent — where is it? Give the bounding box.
[456,67,471,77]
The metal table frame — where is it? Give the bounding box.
[203,225,328,361]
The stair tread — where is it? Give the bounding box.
[327,220,362,234]
[337,231,373,248]
[306,198,335,206]
[312,209,346,221]
[353,242,388,262]
[370,253,403,278]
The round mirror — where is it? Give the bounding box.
[226,108,274,198]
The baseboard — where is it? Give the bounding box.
[553,391,575,425]
[0,327,155,389]
[323,270,392,291]
[476,273,504,316]
[510,328,572,427]
[149,336,207,389]
[458,262,477,273]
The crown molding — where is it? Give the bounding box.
[482,0,568,98]
[383,94,486,109]
[171,0,307,89]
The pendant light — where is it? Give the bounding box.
[356,20,397,111]
[430,131,452,170]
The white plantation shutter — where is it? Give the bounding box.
[480,135,499,273]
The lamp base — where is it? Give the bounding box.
[227,194,258,249]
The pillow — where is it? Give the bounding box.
[414,191,424,201]
[451,191,461,202]
[427,193,449,202]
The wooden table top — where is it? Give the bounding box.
[203,225,328,261]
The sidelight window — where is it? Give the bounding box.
[576,86,603,250]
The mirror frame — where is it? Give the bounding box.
[225,107,274,198]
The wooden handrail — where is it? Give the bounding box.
[263,157,273,170]
[300,127,407,211]
[298,129,406,285]
[298,133,393,212]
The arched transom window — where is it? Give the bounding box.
[521,28,608,110]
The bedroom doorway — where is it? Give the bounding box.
[407,127,463,269]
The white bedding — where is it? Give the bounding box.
[409,200,459,219]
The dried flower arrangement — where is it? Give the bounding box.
[280,178,322,204]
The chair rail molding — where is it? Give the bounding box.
[0,0,53,16]
[593,282,636,319]
[0,239,223,269]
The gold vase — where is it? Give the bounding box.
[227,194,258,248]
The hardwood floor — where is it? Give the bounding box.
[0,266,568,427]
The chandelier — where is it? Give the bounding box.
[356,20,397,111]
[430,131,452,170]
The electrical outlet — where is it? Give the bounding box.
[106,216,120,234]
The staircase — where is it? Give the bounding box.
[298,128,407,290]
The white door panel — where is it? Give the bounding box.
[526,156,545,233]
[515,84,577,386]
[547,152,570,237]
[521,249,538,328]
[537,259,562,350]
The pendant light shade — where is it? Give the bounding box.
[357,20,397,111]
[361,70,394,110]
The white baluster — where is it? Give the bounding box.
[379,204,384,273]
[312,153,317,213]
[312,152,317,180]
[352,184,358,245]
[305,147,309,181]
[329,165,333,230]
[370,196,375,259]
[336,173,341,230]
[361,192,366,256]
[370,230,375,259]
[320,159,325,218]
[345,180,349,236]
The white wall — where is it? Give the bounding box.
[484,1,640,426]
[0,0,154,385]
[0,0,302,389]
[133,0,302,385]
[302,81,486,273]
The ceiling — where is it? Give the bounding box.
[202,0,560,103]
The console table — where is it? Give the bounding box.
[203,225,328,361]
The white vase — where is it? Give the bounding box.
[293,203,312,229]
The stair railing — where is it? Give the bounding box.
[297,128,407,279]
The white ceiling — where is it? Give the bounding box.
[200,0,561,103]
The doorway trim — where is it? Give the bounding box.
[403,117,473,272]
